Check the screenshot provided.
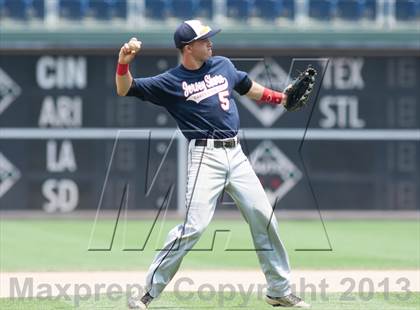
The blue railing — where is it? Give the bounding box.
[0,0,418,26]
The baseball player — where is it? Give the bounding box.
[116,20,311,309]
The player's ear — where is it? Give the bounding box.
[184,44,193,54]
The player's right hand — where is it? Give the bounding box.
[118,37,142,64]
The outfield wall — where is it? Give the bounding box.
[0,49,419,212]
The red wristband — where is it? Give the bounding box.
[116,63,129,76]
[260,88,283,104]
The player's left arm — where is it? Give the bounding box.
[230,61,288,105]
[245,80,288,105]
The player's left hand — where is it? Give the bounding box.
[283,66,317,112]
[281,84,292,105]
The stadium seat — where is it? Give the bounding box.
[309,0,336,20]
[3,0,31,20]
[227,0,255,20]
[395,0,418,21]
[172,0,200,19]
[145,0,170,19]
[32,0,45,18]
[364,0,376,19]
[113,0,127,18]
[282,0,295,19]
[89,0,114,20]
[256,0,282,20]
[337,0,365,20]
[198,0,213,19]
[89,0,127,20]
[59,0,89,20]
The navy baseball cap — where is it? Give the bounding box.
[174,20,221,49]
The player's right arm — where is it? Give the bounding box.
[116,38,142,96]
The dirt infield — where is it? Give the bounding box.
[1,270,418,298]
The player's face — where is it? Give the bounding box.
[189,38,213,61]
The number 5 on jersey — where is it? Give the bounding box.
[219,90,230,111]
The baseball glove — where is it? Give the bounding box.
[284,66,317,112]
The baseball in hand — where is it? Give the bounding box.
[128,38,141,54]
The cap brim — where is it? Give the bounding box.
[182,28,221,45]
[197,28,221,41]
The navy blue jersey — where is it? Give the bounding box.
[126,56,248,140]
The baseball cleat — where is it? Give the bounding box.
[265,294,311,308]
[127,292,153,309]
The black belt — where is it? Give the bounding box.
[195,138,238,148]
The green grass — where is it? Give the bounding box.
[0,292,419,309]
[0,220,419,271]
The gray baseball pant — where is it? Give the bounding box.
[144,138,292,298]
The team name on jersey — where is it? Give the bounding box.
[182,74,228,103]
